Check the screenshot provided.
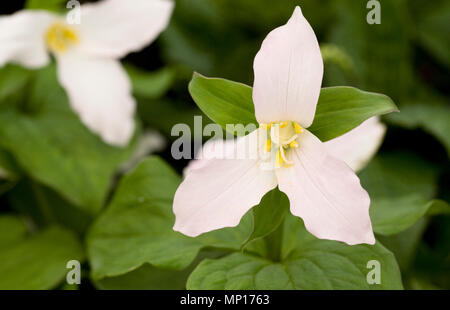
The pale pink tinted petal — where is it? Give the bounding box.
[0,10,55,68]
[324,117,386,172]
[276,130,375,245]
[253,6,323,127]
[77,0,174,58]
[183,137,237,176]
[56,52,135,146]
[174,131,277,237]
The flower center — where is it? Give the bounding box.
[45,23,79,53]
[260,121,303,168]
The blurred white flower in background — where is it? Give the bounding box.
[119,130,166,173]
[0,0,174,146]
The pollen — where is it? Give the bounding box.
[265,139,272,152]
[276,150,284,168]
[289,140,298,148]
[293,122,303,134]
[260,120,303,169]
[260,123,272,130]
[45,23,79,53]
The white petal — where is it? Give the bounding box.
[76,0,174,58]
[56,52,135,146]
[276,130,375,245]
[0,10,55,68]
[183,137,237,176]
[252,6,323,127]
[324,117,386,172]
[173,131,277,237]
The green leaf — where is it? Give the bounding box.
[0,65,31,104]
[188,215,403,290]
[426,199,450,216]
[0,225,84,290]
[7,180,94,234]
[26,0,67,11]
[188,73,256,136]
[0,216,28,248]
[360,152,440,235]
[329,0,414,101]
[377,218,428,271]
[0,148,20,180]
[385,101,450,156]
[95,264,192,290]
[126,65,175,99]
[242,188,289,249]
[0,65,133,214]
[308,87,398,141]
[188,74,397,141]
[415,0,450,68]
[87,156,252,280]
[94,250,226,290]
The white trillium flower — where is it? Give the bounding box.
[0,0,174,146]
[173,7,382,245]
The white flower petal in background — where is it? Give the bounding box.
[119,130,166,173]
[324,117,386,172]
[174,131,277,237]
[0,0,174,147]
[56,52,135,146]
[0,10,55,68]
[276,130,375,245]
[77,0,174,59]
[253,6,323,127]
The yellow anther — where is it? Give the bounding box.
[260,123,273,130]
[265,139,272,152]
[289,140,298,148]
[276,150,284,168]
[280,121,288,128]
[293,122,303,134]
[45,23,79,53]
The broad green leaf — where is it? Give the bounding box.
[126,65,175,99]
[329,0,414,101]
[94,250,226,290]
[0,65,31,104]
[426,199,450,216]
[308,87,398,141]
[377,219,428,271]
[242,188,289,249]
[7,180,94,234]
[0,225,84,290]
[415,0,450,68]
[26,0,67,11]
[385,101,450,156]
[0,215,27,248]
[95,264,193,290]
[188,73,256,136]
[87,156,252,280]
[0,148,20,179]
[0,65,133,214]
[188,215,403,290]
[360,152,440,235]
[188,74,397,141]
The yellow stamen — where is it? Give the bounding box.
[280,121,288,128]
[45,23,79,53]
[293,122,303,134]
[289,140,298,148]
[276,150,284,168]
[260,123,272,130]
[265,139,272,152]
